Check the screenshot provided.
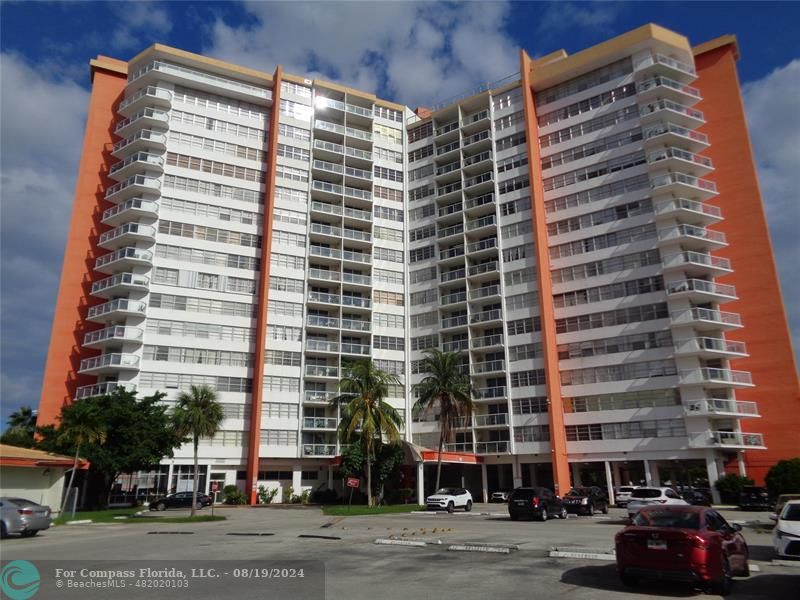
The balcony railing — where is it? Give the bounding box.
[440,291,467,305]
[467,238,497,253]
[437,161,461,176]
[643,122,709,146]
[83,326,143,346]
[306,339,339,353]
[118,86,173,112]
[471,360,505,374]
[670,307,742,328]
[440,269,466,283]
[438,223,464,239]
[99,222,157,245]
[129,61,270,99]
[654,197,721,219]
[441,315,469,329]
[463,150,492,167]
[305,365,340,378]
[344,206,372,222]
[91,272,149,295]
[651,173,717,194]
[476,386,506,399]
[470,309,502,324]
[310,201,343,217]
[114,108,169,134]
[444,442,474,453]
[79,353,140,372]
[341,343,370,356]
[474,413,508,427]
[662,251,731,272]
[341,318,371,332]
[75,382,136,400]
[638,76,701,99]
[684,399,759,417]
[637,53,697,77]
[658,224,726,245]
[465,192,495,210]
[466,215,496,231]
[640,99,704,122]
[113,129,167,154]
[437,181,462,197]
[302,444,337,456]
[304,391,339,403]
[342,250,371,265]
[468,261,499,276]
[690,431,764,448]
[436,140,460,156]
[435,120,459,137]
[105,175,161,200]
[666,278,736,298]
[438,202,463,218]
[303,417,338,430]
[463,129,490,147]
[87,298,146,319]
[648,147,712,169]
[307,315,339,328]
[471,334,503,348]
[102,198,159,223]
[469,285,500,300]
[442,340,469,352]
[461,109,490,127]
[679,368,753,386]
[673,337,747,355]
[475,441,510,454]
[440,245,465,260]
[465,172,493,188]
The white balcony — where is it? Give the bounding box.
[440,291,467,306]
[673,336,748,359]
[471,334,504,349]
[475,386,507,400]
[466,237,498,255]
[638,76,702,106]
[306,314,339,330]
[95,247,153,274]
[440,269,466,284]
[642,122,710,153]
[75,382,136,400]
[341,342,370,356]
[475,441,510,454]
[678,368,754,389]
[654,198,722,226]
[469,285,501,301]
[635,53,697,82]
[650,173,718,201]
[118,86,172,117]
[648,147,713,177]
[305,365,340,379]
[302,417,338,431]
[98,223,157,250]
[474,413,509,428]
[661,251,732,277]
[466,214,496,233]
[439,245,465,262]
[79,353,140,375]
[437,223,464,241]
[105,175,161,203]
[102,198,159,226]
[442,339,469,353]
[443,442,474,453]
[128,61,270,102]
[305,339,339,354]
[91,272,149,298]
[657,224,726,251]
[666,278,737,303]
[470,309,503,325]
[341,318,371,332]
[639,99,705,129]
[112,130,167,158]
[86,298,147,323]
[441,315,469,330]
[468,261,499,280]
[115,108,169,138]
[471,360,505,375]
[109,152,164,182]
[670,307,743,331]
[303,391,339,404]
[689,431,765,449]
[302,444,337,457]
[683,399,759,419]
[83,325,144,349]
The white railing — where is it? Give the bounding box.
[115,108,169,134]
[640,99,704,122]
[302,444,337,456]
[129,61,270,99]
[474,413,508,427]
[84,326,143,346]
[102,198,159,222]
[655,197,721,219]
[306,340,339,353]
[658,224,726,245]
[105,175,161,200]
[638,76,701,99]
[305,365,339,378]
[684,399,759,417]
[303,417,338,430]
[673,337,747,355]
[91,272,149,294]
[471,334,503,348]
[99,223,157,245]
[476,386,506,399]
[643,122,709,145]
[307,315,339,328]
[95,247,153,269]
[471,309,502,324]
[679,368,753,386]
[119,86,173,112]
[651,172,717,193]
[113,130,167,153]
[87,298,147,319]
[341,343,370,356]
[76,382,135,400]
[341,319,371,332]
[666,278,736,298]
[79,353,140,372]
[468,261,499,276]
[662,251,731,271]
[637,54,697,77]
[444,442,474,453]
[476,441,510,454]
[649,147,712,169]
[671,307,742,327]
[471,360,505,374]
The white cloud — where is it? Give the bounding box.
[109,1,173,52]
[0,53,89,421]
[204,1,518,107]
[536,1,624,39]
[742,59,800,355]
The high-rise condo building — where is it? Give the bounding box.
[37,24,799,504]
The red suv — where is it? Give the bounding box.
[615,505,749,595]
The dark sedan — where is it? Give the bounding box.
[738,486,771,510]
[149,492,212,511]
[616,505,749,595]
[562,486,609,515]
[508,486,567,521]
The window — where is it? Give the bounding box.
[551,249,661,284]
[409,246,435,263]
[373,290,404,306]
[263,376,300,392]
[548,198,653,236]
[160,196,260,226]
[536,59,634,107]
[140,372,252,393]
[510,370,546,387]
[374,105,403,122]
[209,431,246,446]
[496,132,526,152]
[271,253,305,270]
[507,317,541,336]
[275,186,309,205]
[168,131,265,162]
[146,319,252,343]
[143,345,251,367]
[374,165,403,182]
[280,81,312,97]
[374,335,404,351]
[260,430,298,446]
[540,104,640,149]
[267,300,303,317]
[170,110,264,141]
[272,207,306,226]
[498,175,530,195]
[411,334,438,351]
[374,226,403,243]
[373,268,403,286]
[542,151,647,192]
[373,123,402,144]
[154,267,179,286]
[374,147,403,164]
[408,144,434,162]
[263,403,299,419]
[165,152,265,183]
[504,268,537,286]
[272,230,306,248]
[497,153,528,173]
[545,174,650,214]
[267,324,302,341]
[150,293,255,318]
[558,330,672,361]
[549,224,656,260]
[501,196,531,216]
[410,311,437,327]
[374,205,403,222]
[565,418,685,442]
[226,276,256,294]
[280,98,312,122]
[410,289,437,306]
[264,350,301,367]
[373,359,404,375]
[408,122,433,143]
[373,247,404,263]
[196,272,219,290]
[158,220,260,247]
[561,360,677,386]
[410,225,436,242]
[555,302,669,334]
[174,85,268,120]
[541,128,643,170]
[277,143,310,162]
[409,203,435,221]
[374,185,403,203]
[568,389,680,413]
[501,220,532,240]
[275,164,309,183]
[509,343,543,362]
[373,313,404,328]
[553,276,664,308]
[411,267,437,284]
[409,164,434,182]
[495,110,524,131]
[512,397,548,414]
[506,292,538,310]
[514,425,550,443]
[492,87,522,111]
[409,185,435,202]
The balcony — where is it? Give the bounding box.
[308,268,340,284]
[464,192,496,214]
[469,285,501,301]
[442,339,469,353]
[440,290,467,306]
[437,202,463,221]
[468,261,499,279]
[437,181,463,201]
[95,247,153,273]
[304,391,339,404]
[638,76,702,105]
[79,353,140,375]
[105,174,161,203]
[87,298,147,323]
[310,201,343,218]
[678,368,754,389]
[102,198,159,226]
[440,269,466,284]
[305,365,340,379]
[341,342,370,356]
[684,399,759,419]
[312,159,344,181]
[466,238,498,256]
[461,109,490,132]
[689,431,765,449]
[302,444,337,457]
[464,171,494,193]
[639,99,705,129]
[436,140,460,159]
[312,139,344,161]
[471,334,504,349]
[114,107,169,138]
[673,336,748,359]
[306,339,339,354]
[307,291,341,306]
[476,386,507,400]
[654,198,722,226]
[128,61,270,101]
[118,86,172,116]
[342,250,371,266]
[650,172,718,201]
[666,278,737,303]
[439,245,465,262]
[657,224,727,251]
[91,272,149,298]
[108,152,164,182]
[635,53,697,81]
[303,417,338,431]
[308,246,342,264]
[343,206,372,224]
[341,318,371,332]
[474,413,509,428]
[83,325,144,349]
[307,314,339,330]
[670,307,743,331]
[435,120,460,141]
[661,251,732,277]
[441,315,469,330]
[75,382,136,400]
[475,441,510,454]
[112,129,167,158]
[466,214,496,233]
[463,129,491,149]
[642,122,710,153]
[462,150,492,173]
[342,272,371,287]
[648,147,713,177]
[310,222,343,241]
[470,309,503,325]
[444,442,474,453]
[437,223,464,241]
[471,360,505,375]
[436,160,461,178]
[98,222,157,249]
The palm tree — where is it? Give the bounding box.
[172,385,225,516]
[332,359,404,506]
[57,401,106,515]
[7,405,37,435]
[413,349,474,492]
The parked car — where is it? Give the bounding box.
[616,505,749,594]
[627,487,687,519]
[680,488,713,507]
[773,494,800,517]
[562,486,609,515]
[771,499,800,558]
[149,491,212,511]
[490,490,511,503]
[615,486,637,508]
[426,488,472,513]
[738,486,771,510]
[0,497,52,538]
[508,487,567,521]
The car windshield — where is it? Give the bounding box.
[567,488,588,496]
[631,489,662,499]
[435,488,457,495]
[781,504,800,521]
[8,498,38,507]
[633,510,700,530]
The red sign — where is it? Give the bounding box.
[210,482,219,492]
[346,477,360,489]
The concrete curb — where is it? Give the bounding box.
[449,544,511,554]
[772,560,800,568]
[65,520,93,525]
[374,538,428,547]
[549,550,616,561]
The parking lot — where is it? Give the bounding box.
[2,505,797,599]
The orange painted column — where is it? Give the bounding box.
[37,62,127,427]
[694,44,800,484]
[519,50,571,494]
[246,67,283,504]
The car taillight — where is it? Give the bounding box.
[691,535,709,549]
[17,508,34,515]
[532,497,539,507]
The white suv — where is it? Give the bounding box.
[626,487,687,519]
[426,488,473,513]
[615,486,637,507]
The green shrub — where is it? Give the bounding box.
[714,473,753,503]
[399,488,413,504]
[282,485,294,504]
[300,490,310,504]
[257,485,279,505]
[765,458,800,497]
[222,484,247,505]
[309,489,338,504]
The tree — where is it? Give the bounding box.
[413,349,474,493]
[332,359,404,506]
[37,388,183,508]
[714,473,753,504]
[765,458,800,497]
[56,401,106,513]
[172,385,225,516]
[1,405,37,448]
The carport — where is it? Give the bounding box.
[399,442,485,504]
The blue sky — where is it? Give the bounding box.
[1,1,798,424]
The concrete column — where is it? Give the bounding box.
[481,463,488,503]
[643,460,653,486]
[512,458,522,488]
[737,452,747,477]
[612,461,622,487]
[650,461,661,486]
[327,464,334,489]
[570,462,582,487]
[167,462,174,494]
[604,461,615,507]
[416,462,425,506]
[292,465,302,494]
[705,451,721,504]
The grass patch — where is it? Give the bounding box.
[54,507,226,525]
[322,504,421,516]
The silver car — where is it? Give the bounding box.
[0,497,52,538]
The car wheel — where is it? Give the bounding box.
[157,502,166,511]
[447,501,454,514]
[602,503,609,515]
[22,530,38,537]
[587,504,594,516]
[0,522,7,539]
[741,545,750,577]
[195,502,203,510]
[559,507,568,519]
[465,500,472,512]
[539,507,548,522]
[710,556,732,596]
